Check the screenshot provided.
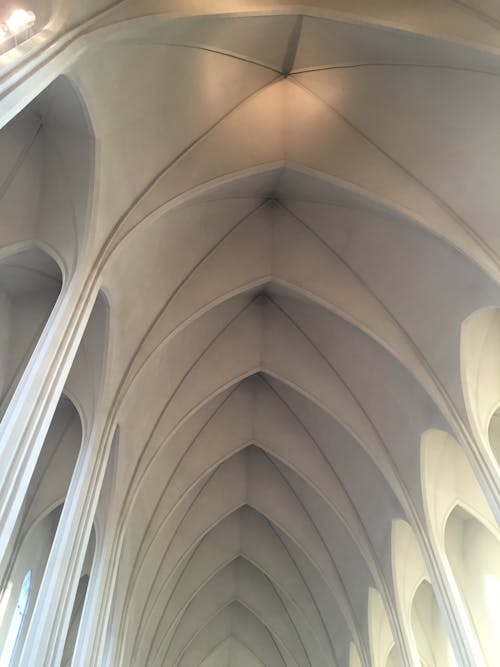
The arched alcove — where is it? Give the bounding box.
[391,519,454,667]
[421,429,496,544]
[61,527,96,667]
[0,245,62,419]
[0,569,30,667]
[461,307,500,467]
[422,429,499,666]
[0,74,95,273]
[411,580,454,667]
[445,506,500,667]
[0,505,61,665]
[368,588,397,667]
[0,396,82,662]
[488,408,500,464]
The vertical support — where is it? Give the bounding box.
[17,418,113,667]
[70,428,118,667]
[0,268,96,576]
[424,544,486,667]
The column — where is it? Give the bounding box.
[0,267,96,575]
[70,432,118,667]
[17,418,113,667]
[420,529,486,667]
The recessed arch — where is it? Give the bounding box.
[410,579,455,667]
[368,587,397,667]
[0,393,82,662]
[445,506,500,667]
[61,525,96,667]
[0,568,31,667]
[0,73,96,273]
[461,307,500,467]
[488,409,500,465]
[0,504,61,664]
[0,244,62,419]
[421,429,496,543]
[392,518,457,667]
[421,429,499,665]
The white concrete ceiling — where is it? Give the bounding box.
[1,2,500,665]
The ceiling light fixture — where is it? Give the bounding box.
[5,8,35,35]
[0,7,36,50]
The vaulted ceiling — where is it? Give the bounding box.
[1,2,500,666]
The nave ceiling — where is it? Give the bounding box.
[0,3,500,666]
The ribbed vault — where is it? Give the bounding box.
[83,10,499,666]
[1,4,499,666]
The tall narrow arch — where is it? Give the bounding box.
[445,506,500,666]
[0,245,62,419]
[368,588,397,667]
[0,569,31,667]
[421,429,496,542]
[489,409,500,465]
[0,73,96,274]
[421,429,499,665]
[392,519,455,667]
[461,307,500,467]
[61,527,96,667]
[0,396,82,662]
[411,580,454,667]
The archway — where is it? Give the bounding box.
[0,396,82,663]
[445,506,500,666]
[0,245,62,419]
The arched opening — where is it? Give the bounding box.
[0,396,81,663]
[445,506,500,667]
[391,519,455,667]
[411,580,454,667]
[421,429,498,666]
[0,74,95,275]
[461,307,500,467]
[368,588,397,667]
[0,246,62,419]
[0,569,31,667]
[0,506,61,665]
[488,408,500,464]
[61,527,96,667]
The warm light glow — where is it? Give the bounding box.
[5,9,35,35]
[485,574,500,618]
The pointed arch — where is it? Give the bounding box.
[461,307,500,467]
[392,519,455,667]
[0,244,62,420]
[368,588,397,667]
[445,506,500,666]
